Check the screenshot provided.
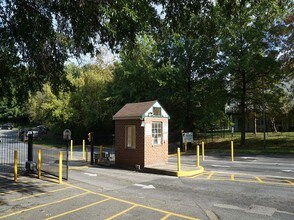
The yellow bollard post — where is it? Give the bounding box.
[99,145,103,162]
[196,145,200,167]
[70,140,73,160]
[14,150,18,182]
[59,151,63,184]
[231,140,234,162]
[38,149,42,179]
[82,139,85,160]
[86,148,88,162]
[177,147,181,171]
[202,141,205,161]
[184,141,187,152]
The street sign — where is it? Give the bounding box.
[63,129,71,140]
[183,132,193,143]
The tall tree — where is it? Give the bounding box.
[216,0,292,146]
[156,0,227,131]
[0,0,159,101]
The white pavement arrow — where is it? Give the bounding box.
[133,184,155,189]
[281,170,292,173]
[84,172,97,177]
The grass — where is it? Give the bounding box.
[195,132,294,155]
[34,131,293,155]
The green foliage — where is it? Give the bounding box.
[27,84,72,127]
[0,0,160,101]
[70,64,113,131]
[216,0,293,145]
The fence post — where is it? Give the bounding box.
[90,132,94,165]
[177,147,181,171]
[86,148,88,162]
[99,145,103,162]
[82,139,85,160]
[38,149,42,179]
[184,141,187,152]
[27,133,33,161]
[70,140,73,160]
[196,145,200,167]
[59,151,63,184]
[231,141,234,162]
[14,150,18,182]
[202,141,205,161]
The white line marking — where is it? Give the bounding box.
[281,170,292,172]
[133,184,155,189]
[211,165,231,168]
[84,173,97,177]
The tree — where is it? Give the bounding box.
[0,1,160,101]
[155,1,228,131]
[216,0,292,146]
[27,84,72,127]
[70,64,113,132]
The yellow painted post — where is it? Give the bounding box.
[99,145,103,162]
[202,141,205,161]
[196,145,200,167]
[59,151,63,184]
[70,140,73,160]
[184,141,187,152]
[14,150,18,182]
[82,139,85,160]
[231,141,234,162]
[38,149,42,179]
[86,148,88,162]
[177,147,181,171]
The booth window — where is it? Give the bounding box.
[152,122,162,145]
[153,107,161,116]
[125,125,136,149]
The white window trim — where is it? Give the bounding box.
[152,122,162,145]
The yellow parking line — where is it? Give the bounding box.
[190,172,206,179]
[255,176,263,183]
[285,180,294,186]
[64,182,199,220]
[11,186,72,202]
[45,198,111,220]
[230,174,235,181]
[106,205,137,220]
[207,171,214,180]
[0,192,89,219]
[161,213,172,220]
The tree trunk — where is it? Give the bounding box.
[240,70,246,147]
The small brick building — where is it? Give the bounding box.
[113,100,169,168]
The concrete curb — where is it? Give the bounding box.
[143,166,204,177]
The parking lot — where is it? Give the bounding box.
[0,174,198,220]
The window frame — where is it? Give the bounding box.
[125,125,136,149]
[152,122,162,145]
[153,107,162,116]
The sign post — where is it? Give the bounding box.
[63,129,71,180]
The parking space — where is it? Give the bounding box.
[0,174,198,220]
[188,171,294,187]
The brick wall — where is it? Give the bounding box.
[114,117,168,168]
[144,117,168,166]
[115,119,145,167]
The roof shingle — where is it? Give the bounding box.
[113,100,157,120]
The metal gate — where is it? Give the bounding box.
[0,134,28,173]
[33,146,69,180]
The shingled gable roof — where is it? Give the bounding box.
[113,100,157,120]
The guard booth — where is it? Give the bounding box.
[113,100,170,168]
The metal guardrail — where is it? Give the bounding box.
[0,135,28,173]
